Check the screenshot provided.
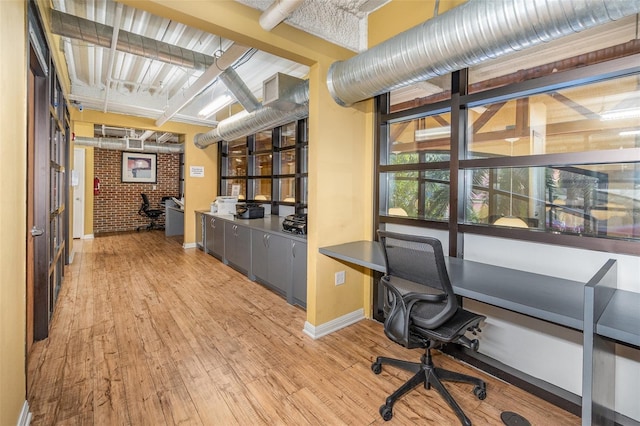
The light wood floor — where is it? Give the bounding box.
[27,232,580,425]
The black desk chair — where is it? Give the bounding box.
[373,230,487,426]
[136,193,164,231]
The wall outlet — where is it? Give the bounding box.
[335,271,345,286]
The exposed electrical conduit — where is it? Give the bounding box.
[74,136,183,154]
[103,2,123,113]
[259,0,304,31]
[49,9,215,71]
[194,80,309,148]
[155,43,251,126]
[218,67,261,113]
[327,0,640,107]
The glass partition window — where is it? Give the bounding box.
[467,75,640,158]
[255,130,272,152]
[251,178,272,200]
[222,179,246,200]
[253,153,272,176]
[387,113,452,164]
[279,150,296,174]
[381,170,450,221]
[281,122,296,148]
[464,163,640,239]
[389,74,451,113]
[278,178,296,202]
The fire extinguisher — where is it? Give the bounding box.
[94,177,100,195]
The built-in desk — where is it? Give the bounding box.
[165,205,184,237]
[320,240,639,425]
[319,240,585,329]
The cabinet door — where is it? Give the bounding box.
[212,217,224,258]
[225,222,250,273]
[251,230,268,282]
[266,233,291,295]
[205,216,215,254]
[291,240,307,308]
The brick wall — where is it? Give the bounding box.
[93,149,181,234]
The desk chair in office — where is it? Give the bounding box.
[373,230,486,425]
[136,193,164,231]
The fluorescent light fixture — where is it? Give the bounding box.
[601,108,640,121]
[415,126,450,141]
[619,129,640,136]
[198,94,233,118]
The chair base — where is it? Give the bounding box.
[372,348,486,426]
[136,220,164,232]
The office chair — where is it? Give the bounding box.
[136,193,164,231]
[373,230,486,426]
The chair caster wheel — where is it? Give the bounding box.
[473,385,486,400]
[379,404,393,421]
[371,361,382,375]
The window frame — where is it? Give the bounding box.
[375,53,640,257]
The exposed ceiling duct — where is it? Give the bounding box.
[74,136,183,154]
[259,0,305,31]
[194,80,309,148]
[49,9,215,71]
[219,67,261,113]
[327,0,640,106]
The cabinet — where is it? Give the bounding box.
[291,240,307,308]
[205,215,224,259]
[195,211,204,250]
[251,230,307,308]
[224,222,251,274]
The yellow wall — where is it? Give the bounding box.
[69,110,214,244]
[369,0,466,46]
[0,1,27,424]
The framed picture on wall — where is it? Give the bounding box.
[122,152,157,183]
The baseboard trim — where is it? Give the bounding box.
[183,242,197,249]
[17,400,31,426]
[303,309,364,339]
[82,234,94,240]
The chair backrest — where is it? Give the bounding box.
[377,230,458,330]
[140,193,152,211]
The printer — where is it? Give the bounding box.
[236,203,265,219]
[282,214,307,235]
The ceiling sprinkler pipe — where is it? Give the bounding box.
[259,0,304,31]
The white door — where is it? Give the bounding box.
[73,148,85,238]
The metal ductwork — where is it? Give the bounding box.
[50,9,214,71]
[219,67,261,113]
[327,0,640,106]
[74,136,183,154]
[194,80,309,148]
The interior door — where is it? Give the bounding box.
[73,148,85,239]
[26,67,35,355]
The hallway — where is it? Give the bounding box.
[26,232,579,425]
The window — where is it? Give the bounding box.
[377,52,640,255]
[219,119,308,213]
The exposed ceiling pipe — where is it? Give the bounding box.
[259,0,304,31]
[103,2,123,113]
[218,67,261,113]
[327,0,640,107]
[49,9,215,71]
[74,136,183,153]
[155,44,251,126]
[194,80,308,148]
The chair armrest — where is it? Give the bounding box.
[402,292,446,304]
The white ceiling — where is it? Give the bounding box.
[44,0,637,138]
[45,0,387,134]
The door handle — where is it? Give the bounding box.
[31,226,44,237]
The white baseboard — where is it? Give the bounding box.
[17,400,31,426]
[82,234,94,240]
[183,242,197,249]
[303,308,365,339]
